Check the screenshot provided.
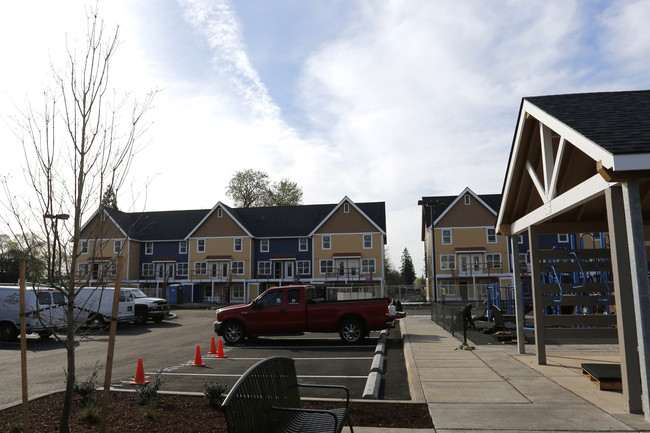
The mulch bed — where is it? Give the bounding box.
[2,391,434,432]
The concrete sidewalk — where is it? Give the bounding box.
[347,315,650,432]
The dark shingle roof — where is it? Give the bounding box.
[231,201,386,237]
[419,193,501,222]
[106,208,209,241]
[525,90,650,155]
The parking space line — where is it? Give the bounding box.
[234,345,374,350]
[204,357,373,361]
[156,372,368,379]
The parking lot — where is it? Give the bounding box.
[0,308,411,408]
[114,324,409,400]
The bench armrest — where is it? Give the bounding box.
[298,383,350,408]
[272,406,339,427]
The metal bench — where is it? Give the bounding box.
[221,356,354,433]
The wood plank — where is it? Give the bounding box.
[545,327,618,340]
[582,363,622,391]
[544,314,617,327]
[540,294,615,306]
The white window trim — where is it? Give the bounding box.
[217,208,223,218]
[234,238,243,252]
[113,240,122,254]
[299,238,308,252]
[363,234,372,249]
[558,234,569,243]
[144,242,154,255]
[260,239,269,253]
[322,235,331,250]
[179,241,188,254]
[361,258,376,274]
[486,228,497,244]
[440,254,456,270]
[320,259,334,273]
[197,239,206,253]
[343,203,350,213]
[232,261,245,275]
[486,253,502,268]
[177,262,189,276]
[81,240,89,254]
[441,229,452,245]
[78,263,89,275]
[297,260,310,275]
[464,195,471,205]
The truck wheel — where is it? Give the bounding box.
[38,331,53,339]
[339,318,366,344]
[135,310,147,325]
[88,314,105,328]
[1,323,19,342]
[223,321,245,345]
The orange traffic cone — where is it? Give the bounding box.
[208,336,218,355]
[215,338,227,359]
[192,345,206,367]
[130,357,150,385]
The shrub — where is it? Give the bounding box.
[73,361,102,404]
[135,366,164,408]
[203,381,228,409]
[79,399,101,424]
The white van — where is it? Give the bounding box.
[73,287,135,326]
[0,285,67,341]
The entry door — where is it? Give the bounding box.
[348,260,359,276]
[165,263,175,279]
[459,282,469,301]
[284,261,294,280]
[458,254,470,275]
[335,259,347,276]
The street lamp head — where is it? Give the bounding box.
[44,213,70,220]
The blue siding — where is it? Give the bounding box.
[253,238,312,278]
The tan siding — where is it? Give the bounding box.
[127,241,140,280]
[80,213,124,240]
[438,196,496,227]
[193,211,247,237]
[316,205,379,234]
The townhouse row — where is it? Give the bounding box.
[78,197,387,304]
[419,187,607,303]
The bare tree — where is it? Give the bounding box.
[2,9,156,432]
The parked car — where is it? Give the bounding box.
[73,287,135,327]
[214,284,402,344]
[121,288,170,324]
[0,285,67,341]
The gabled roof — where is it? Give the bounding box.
[497,89,650,236]
[418,189,501,240]
[186,202,254,238]
[525,90,650,156]
[106,208,210,241]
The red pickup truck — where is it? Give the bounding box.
[214,285,401,344]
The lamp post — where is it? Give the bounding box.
[427,203,438,303]
[44,213,70,284]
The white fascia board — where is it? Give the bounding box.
[309,196,385,236]
[79,208,101,236]
[105,211,129,239]
[186,202,253,239]
[524,101,614,167]
[611,153,650,171]
[509,174,611,235]
[433,187,470,225]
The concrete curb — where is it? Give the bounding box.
[363,329,390,398]
[399,318,426,403]
[371,353,385,374]
[362,371,381,399]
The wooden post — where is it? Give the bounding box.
[605,185,643,413]
[19,261,30,432]
[528,226,546,364]
[510,235,525,354]
[621,181,650,420]
[99,261,124,433]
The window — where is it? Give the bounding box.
[322,236,331,250]
[232,261,244,275]
[440,255,456,270]
[260,239,269,252]
[464,195,471,205]
[142,263,154,276]
[177,262,188,276]
[297,260,310,275]
[114,240,122,254]
[486,228,497,243]
[363,234,372,249]
[179,241,188,254]
[108,262,118,276]
[80,240,88,254]
[194,262,207,276]
[217,208,223,218]
[234,238,243,252]
[558,234,569,243]
[320,259,334,274]
[361,259,376,274]
[486,253,501,269]
[257,290,283,308]
[231,284,244,299]
[440,280,455,296]
[288,288,300,305]
[145,242,153,255]
[197,239,206,253]
[343,203,350,213]
[258,261,272,275]
[299,238,308,251]
[441,229,452,245]
[518,236,524,244]
[78,263,89,276]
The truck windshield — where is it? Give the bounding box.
[128,289,148,298]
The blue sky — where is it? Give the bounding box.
[1,0,650,271]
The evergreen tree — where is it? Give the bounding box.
[400,248,416,285]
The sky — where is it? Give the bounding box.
[1,0,650,271]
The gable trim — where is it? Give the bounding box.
[434,188,497,225]
[309,197,385,236]
[187,202,253,238]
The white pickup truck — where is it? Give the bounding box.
[121,288,171,324]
